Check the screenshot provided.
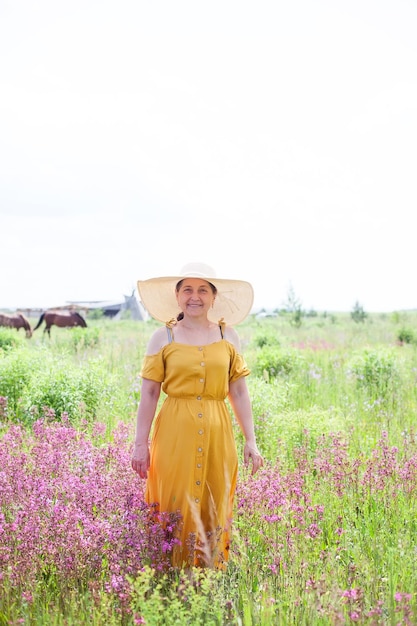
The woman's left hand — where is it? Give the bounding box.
[244,442,264,475]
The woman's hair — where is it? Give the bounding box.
[175,279,217,321]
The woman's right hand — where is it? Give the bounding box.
[131,443,150,479]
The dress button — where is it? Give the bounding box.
[195,498,200,503]
[200,361,205,366]
[197,463,201,468]
[198,347,203,351]
[197,396,201,400]
[196,480,201,485]
[199,378,204,383]
[198,413,203,418]
[198,447,202,452]
[198,429,203,435]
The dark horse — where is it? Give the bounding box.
[33,310,87,337]
[0,312,33,338]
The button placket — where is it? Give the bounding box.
[194,347,206,505]
[195,435,203,503]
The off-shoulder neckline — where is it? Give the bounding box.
[145,338,238,357]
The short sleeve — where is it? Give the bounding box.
[229,351,251,383]
[140,352,165,383]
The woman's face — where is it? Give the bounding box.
[176,278,215,317]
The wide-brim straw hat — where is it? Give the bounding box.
[137,262,254,326]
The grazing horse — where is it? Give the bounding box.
[0,312,33,338]
[33,310,87,337]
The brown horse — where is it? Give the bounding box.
[33,310,87,337]
[0,312,33,338]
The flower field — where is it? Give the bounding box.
[0,311,416,625]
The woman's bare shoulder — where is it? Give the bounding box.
[223,325,241,351]
[146,326,170,355]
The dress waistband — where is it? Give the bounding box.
[165,394,225,401]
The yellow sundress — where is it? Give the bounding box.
[140,320,250,568]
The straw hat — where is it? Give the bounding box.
[137,262,254,326]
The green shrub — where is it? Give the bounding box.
[0,348,33,415]
[252,331,281,348]
[242,378,291,459]
[25,358,113,424]
[347,348,400,400]
[253,345,303,381]
[87,308,104,320]
[128,567,228,625]
[0,329,25,351]
[351,301,368,323]
[397,327,416,345]
[69,326,100,350]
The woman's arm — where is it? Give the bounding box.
[228,376,263,475]
[131,377,161,478]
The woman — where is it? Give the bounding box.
[131,262,263,569]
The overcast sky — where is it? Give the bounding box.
[1,0,416,314]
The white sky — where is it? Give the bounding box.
[1,0,416,313]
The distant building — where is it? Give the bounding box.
[67,291,149,321]
[11,291,150,321]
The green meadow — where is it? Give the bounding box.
[0,309,416,625]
